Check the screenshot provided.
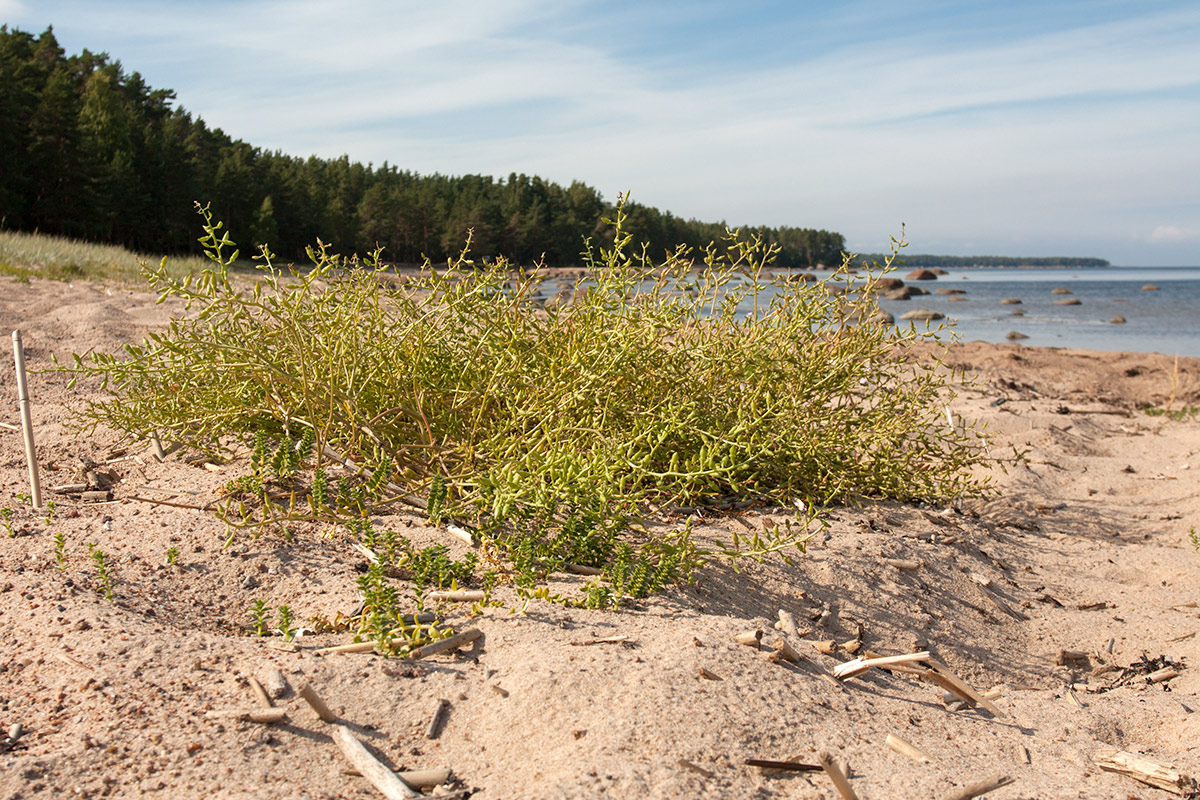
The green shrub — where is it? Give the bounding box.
[62,200,993,604]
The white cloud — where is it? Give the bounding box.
[1149,226,1199,244]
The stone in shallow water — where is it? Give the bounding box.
[906,269,938,281]
[1142,284,1159,291]
[1000,298,1022,305]
[1054,298,1082,305]
[899,308,943,321]
[1110,315,1127,324]
[1051,287,1073,295]
[1006,331,1029,340]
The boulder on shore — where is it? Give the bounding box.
[900,308,944,321]
[884,287,913,301]
[873,277,905,290]
[1006,331,1029,341]
[906,269,938,281]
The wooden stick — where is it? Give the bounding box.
[944,774,1015,800]
[299,682,337,722]
[12,331,42,508]
[833,651,931,680]
[128,494,213,511]
[818,750,859,800]
[445,523,475,547]
[49,483,89,494]
[884,558,922,570]
[409,629,482,661]
[0,421,20,432]
[1146,667,1180,684]
[735,630,763,648]
[1093,748,1192,795]
[205,707,287,724]
[769,636,802,664]
[149,434,166,461]
[565,563,603,575]
[924,660,1003,717]
[341,767,451,789]
[333,725,420,799]
[777,609,803,639]
[886,732,932,763]
[745,758,821,772]
[425,590,485,603]
[246,675,273,708]
[426,698,450,739]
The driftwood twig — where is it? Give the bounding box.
[333,725,420,799]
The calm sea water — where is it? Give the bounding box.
[869,267,1200,356]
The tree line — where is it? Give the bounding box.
[0,26,845,268]
[853,253,1110,268]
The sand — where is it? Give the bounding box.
[1,276,1198,799]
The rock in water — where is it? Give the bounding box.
[1051,287,1073,295]
[1054,298,1082,306]
[1142,284,1159,291]
[1000,298,1022,305]
[906,269,938,281]
[1110,315,1127,324]
[1006,331,1029,340]
[900,309,944,321]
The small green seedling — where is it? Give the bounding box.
[1,508,12,537]
[88,544,114,600]
[276,604,296,642]
[1189,526,1198,552]
[250,599,270,637]
[43,500,56,525]
[166,546,179,566]
[54,531,67,571]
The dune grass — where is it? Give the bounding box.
[0,228,212,285]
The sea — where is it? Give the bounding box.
[866,267,1200,357]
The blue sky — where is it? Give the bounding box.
[3,0,1198,264]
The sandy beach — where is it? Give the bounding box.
[1,276,1198,799]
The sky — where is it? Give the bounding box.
[3,0,1199,265]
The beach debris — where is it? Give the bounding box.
[1093,748,1194,795]
[205,707,288,724]
[735,630,764,649]
[444,523,475,546]
[884,558,922,571]
[886,732,932,764]
[768,636,803,664]
[833,651,930,681]
[697,667,723,681]
[1005,331,1029,341]
[745,758,821,772]
[334,725,421,799]
[425,590,485,603]
[341,768,452,790]
[299,682,338,722]
[245,674,273,708]
[570,635,634,647]
[945,774,1016,800]
[818,750,859,800]
[900,309,944,321]
[776,609,806,639]
[1056,650,1090,667]
[814,639,838,655]
[262,668,288,699]
[426,698,450,739]
[12,331,43,508]
[410,628,482,660]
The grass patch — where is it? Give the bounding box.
[62,201,996,608]
[0,228,213,285]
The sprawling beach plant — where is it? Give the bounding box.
[62,200,991,606]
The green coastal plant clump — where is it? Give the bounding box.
[62,200,993,609]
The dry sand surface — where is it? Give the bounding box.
[1,277,1199,800]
